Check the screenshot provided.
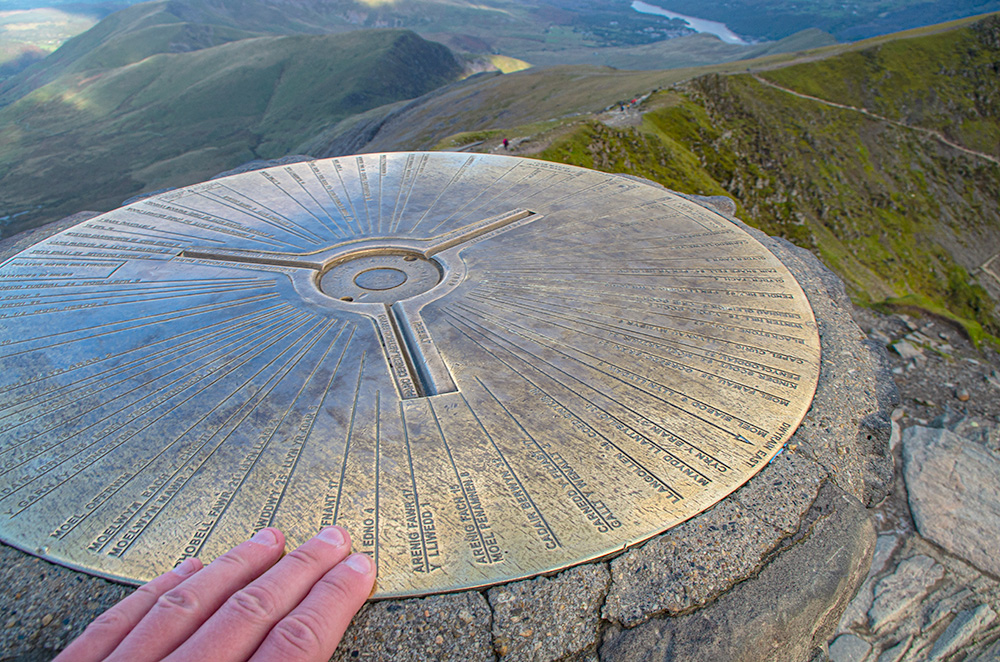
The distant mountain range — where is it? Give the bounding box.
[0,1,998,339]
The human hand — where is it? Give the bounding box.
[54,526,375,662]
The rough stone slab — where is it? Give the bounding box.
[331,592,493,662]
[488,564,609,661]
[602,451,824,628]
[967,636,1000,661]
[902,426,1000,577]
[602,497,785,628]
[925,588,973,630]
[600,483,876,662]
[829,633,872,662]
[927,604,997,661]
[837,534,900,632]
[868,555,944,632]
[0,543,129,657]
[876,636,912,662]
[732,450,826,534]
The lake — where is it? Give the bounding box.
[631,0,748,45]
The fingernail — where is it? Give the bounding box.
[344,553,373,575]
[250,528,279,546]
[317,526,345,547]
[172,558,200,577]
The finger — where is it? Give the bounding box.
[163,526,354,662]
[248,552,376,662]
[106,528,286,662]
[53,558,203,662]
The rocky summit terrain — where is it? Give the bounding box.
[827,307,1000,661]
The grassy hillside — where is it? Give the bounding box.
[0,1,261,104]
[420,15,1000,341]
[0,29,463,235]
[760,18,1000,158]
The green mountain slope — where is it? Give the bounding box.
[0,29,463,235]
[0,1,261,104]
[419,14,1000,339]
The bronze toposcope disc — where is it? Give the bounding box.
[0,153,821,597]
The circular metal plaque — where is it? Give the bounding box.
[0,153,820,597]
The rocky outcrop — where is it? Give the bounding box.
[828,307,1000,662]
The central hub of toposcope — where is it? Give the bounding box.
[319,250,443,304]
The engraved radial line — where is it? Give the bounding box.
[427,163,521,233]
[85,313,327,542]
[162,319,337,558]
[355,157,373,235]
[331,350,366,526]
[464,317,714,484]
[0,310,312,475]
[447,308,755,438]
[475,295,802,383]
[329,160,362,237]
[391,154,427,234]
[264,324,357,531]
[399,403,430,573]
[0,306,291,430]
[482,274,781,301]
[427,399,493,562]
[446,311,682,501]
[0,282,269,308]
[189,192,314,249]
[0,293,282,357]
[82,223,227,245]
[141,200,290,247]
[276,170,349,240]
[461,387,561,547]
[0,308,310,461]
[49,320,344,541]
[62,317,331,538]
[464,298,794,400]
[482,294,805,379]
[408,155,475,235]
[306,161,360,237]
[8,312,321,519]
[0,306,288,421]
[92,316,330,555]
[440,168,539,229]
[470,369,615,531]
[455,302,760,426]
[373,390,381,569]
[471,288,811,347]
[472,292,812,362]
[215,184,325,245]
[554,201,676,238]
[377,155,384,235]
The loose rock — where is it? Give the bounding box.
[488,564,609,661]
[868,555,943,632]
[601,484,875,662]
[891,340,923,360]
[902,427,1000,576]
[927,603,996,661]
[829,633,871,662]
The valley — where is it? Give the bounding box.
[0,1,998,344]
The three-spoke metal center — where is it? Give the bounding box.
[319,251,443,304]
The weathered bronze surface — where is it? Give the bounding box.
[0,153,820,597]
